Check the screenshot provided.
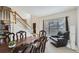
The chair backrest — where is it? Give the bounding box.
[57,31,63,36]
[63,31,70,40]
[16,31,26,42]
[39,30,46,37]
[7,32,15,43]
[22,36,47,53]
[38,36,47,53]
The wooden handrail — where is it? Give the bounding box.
[15,12,32,28]
[0,7,32,30]
[7,9,32,29]
[17,18,30,29]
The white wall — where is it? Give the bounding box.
[32,9,77,50]
[77,7,79,48]
[11,18,32,40]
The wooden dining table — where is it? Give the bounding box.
[0,36,38,53]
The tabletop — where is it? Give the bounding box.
[0,36,38,53]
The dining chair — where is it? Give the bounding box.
[7,32,15,43]
[16,31,27,42]
[39,30,46,37]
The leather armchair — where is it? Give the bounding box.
[49,31,69,47]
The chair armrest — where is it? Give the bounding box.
[51,35,59,38]
[49,37,58,42]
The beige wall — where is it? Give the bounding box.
[32,9,77,50]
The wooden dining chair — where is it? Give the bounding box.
[12,31,28,53]
[39,37,44,53]
[30,39,41,53]
[39,30,46,37]
[29,37,45,53]
[27,22,47,53]
[7,32,15,43]
[41,36,47,52]
[16,31,27,42]
[38,36,47,53]
[6,32,16,52]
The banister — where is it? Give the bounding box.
[0,9,32,29]
[15,11,32,28]
[6,8,32,29]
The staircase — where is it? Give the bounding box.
[0,6,32,40]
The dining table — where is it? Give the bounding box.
[0,36,38,53]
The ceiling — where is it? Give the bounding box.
[10,6,76,18]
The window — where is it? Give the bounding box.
[44,17,66,36]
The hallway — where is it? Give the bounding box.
[45,41,76,53]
